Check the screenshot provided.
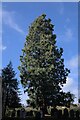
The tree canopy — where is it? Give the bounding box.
[19,14,74,108]
[2,62,21,116]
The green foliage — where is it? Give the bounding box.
[64,92,75,107]
[57,92,75,107]
[2,61,21,117]
[19,14,74,108]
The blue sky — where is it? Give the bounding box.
[1,2,78,105]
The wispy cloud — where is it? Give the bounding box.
[63,55,78,103]
[65,28,73,41]
[0,37,7,51]
[66,55,78,68]
[65,55,80,70]
[58,27,73,42]
[62,77,78,103]
[0,7,6,53]
[0,45,7,51]
[20,88,28,106]
[18,83,28,106]
[62,77,73,93]
[64,55,78,79]
[59,7,64,15]
[63,77,73,88]
[59,3,64,15]
[2,10,25,35]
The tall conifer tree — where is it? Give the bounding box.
[2,62,21,116]
[19,14,74,108]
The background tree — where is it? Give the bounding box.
[64,92,75,107]
[19,14,74,108]
[2,62,21,117]
[78,98,80,104]
[59,92,75,108]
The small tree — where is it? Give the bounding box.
[62,92,75,107]
[19,14,74,108]
[2,62,21,117]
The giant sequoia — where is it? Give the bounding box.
[19,14,74,108]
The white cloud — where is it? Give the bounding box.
[0,45,7,51]
[0,38,6,51]
[62,77,78,103]
[65,28,73,41]
[63,56,78,103]
[66,55,78,68]
[58,3,64,15]
[64,55,78,80]
[2,10,25,35]
[63,77,73,89]
[58,27,73,42]
[2,46,6,50]
[20,89,29,106]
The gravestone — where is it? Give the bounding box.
[40,106,45,117]
[58,110,62,119]
[26,111,30,116]
[26,110,33,116]
[40,109,43,118]
[20,108,26,118]
[75,110,80,119]
[35,111,41,120]
[29,110,33,116]
[63,108,69,119]
[51,108,58,119]
[17,110,20,117]
[70,109,74,118]
[20,109,22,118]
